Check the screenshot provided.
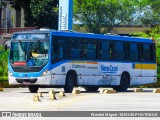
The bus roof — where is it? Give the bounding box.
[13,29,154,43]
[55,31,153,43]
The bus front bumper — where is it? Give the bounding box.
[9,75,51,85]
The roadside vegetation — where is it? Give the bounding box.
[0,46,8,87]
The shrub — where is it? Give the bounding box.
[0,46,8,82]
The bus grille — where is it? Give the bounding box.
[12,67,43,72]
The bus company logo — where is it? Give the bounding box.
[101,65,118,73]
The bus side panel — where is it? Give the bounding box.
[78,76,89,85]
[128,63,141,85]
[139,77,157,84]
[99,62,112,85]
[141,64,157,77]
[50,61,157,86]
[131,77,156,85]
[51,75,63,85]
[130,63,157,85]
[140,64,157,84]
[51,63,67,85]
[99,62,133,86]
[70,61,99,85]
[110,76,121,85]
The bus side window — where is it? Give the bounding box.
[83,43,87,58]
[130,44,139,62]
[124,43,130,61]
[142,44,148,61]
[150,45,155,62]
[142,44,154,62]
[115,42,125,61]
[86,43,96,59]
[52,43,63,60]
[109,42,116,60]
[68,39,82,59]
[99,41,110,59]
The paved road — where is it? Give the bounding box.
[0,87,160,111]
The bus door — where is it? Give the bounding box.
[130,44,142,78]
[98,41,112,85]
[51,38,64,85]
[141,44,156,77]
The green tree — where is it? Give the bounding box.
[141,0,160,25]
[135,0,160,26]
[30,0,58,29]
[0,46,8,81]
[13,0,58,29]
[74,0,137,34]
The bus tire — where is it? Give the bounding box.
[28,85,39,93]
[84,86,99,92]
[113,74,130,92]
[64,73,74,93]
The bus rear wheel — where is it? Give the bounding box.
[64,74,74,93]
[113,74,129,92]
[28,85,39,93]
[84,86,99,92]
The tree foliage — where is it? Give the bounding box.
[134,0,160,26]
[74,0,137,34]
[11,0,160,33]
[0,46,8,80]
[12,0,58,29]
[74,0,160,34]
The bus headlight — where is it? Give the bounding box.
[9,71,13,76]
[41,69,48,76]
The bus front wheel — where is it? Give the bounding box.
[113,74,130,92]
[28,85,39,93]
[64,74,74,93]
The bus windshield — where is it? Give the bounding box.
[10,41,49,67]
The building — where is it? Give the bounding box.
[0,0,34,47]
[0,0,24,29]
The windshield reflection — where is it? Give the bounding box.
[10,41,49,67]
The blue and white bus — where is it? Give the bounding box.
[8,29,157,93]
